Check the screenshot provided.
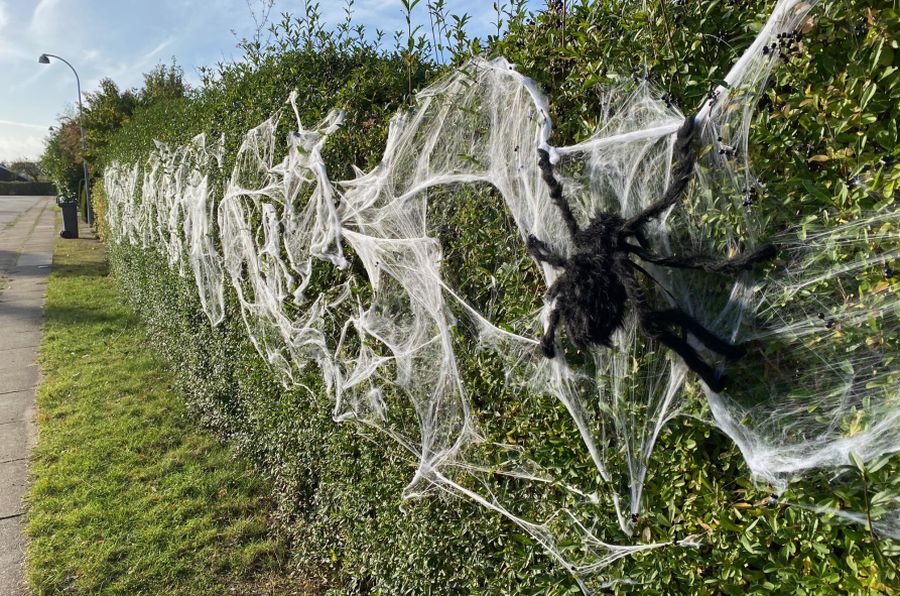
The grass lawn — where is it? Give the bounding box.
[26,233,301,594]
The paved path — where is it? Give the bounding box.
[0,196,55,595]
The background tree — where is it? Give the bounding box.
[41,60,187,199]
[41,119,84,197]
[2,160,45,182]
[82,78,138,165]
[139,61,188,106]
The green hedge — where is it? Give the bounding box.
[0,181,56,196]
[96,1,898,593]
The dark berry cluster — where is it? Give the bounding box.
[867,154,896,172]
[671,0,687,23]
[661,92,675,109]
[762,30,802,62]
[547,0,565,12]
[817,312,836,329]
[716,137,737,158]
[741,186,756,208]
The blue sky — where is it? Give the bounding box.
[0,0,542,162]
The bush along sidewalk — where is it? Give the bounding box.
[50,0,900,592]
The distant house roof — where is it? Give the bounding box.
[0,165,28,182]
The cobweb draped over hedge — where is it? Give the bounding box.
[103,0,898,587]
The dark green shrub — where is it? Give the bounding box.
[0,181,56,196]
[95,1,899,593]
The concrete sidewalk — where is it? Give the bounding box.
[0,196,55,595]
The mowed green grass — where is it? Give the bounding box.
[26,235,295,594]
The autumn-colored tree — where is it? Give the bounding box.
[41,119,84,197]
[41,61,185,198]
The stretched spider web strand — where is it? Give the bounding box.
[102,0,900,587]
[622,113,700,233]
[183,133,227,325]
[713,213,900,488]
[789,501,900,542]
[217,101,347,388]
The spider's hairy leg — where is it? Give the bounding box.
[717,243,777,272]
[633,227,651,250]
[537,148,580,239]
[616,255,728,391]
[527,235,567,268]
[541,307,561,358]
[537,277,565,359]
[648,309,745,360]
[614,255,652,312]
[622,114,699,234]
[626,242,776,274]
[652,327,728,393]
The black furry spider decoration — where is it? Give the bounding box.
[528,115,775,392]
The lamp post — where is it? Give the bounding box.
[39,52,93,225]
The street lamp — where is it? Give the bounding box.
[39,52,93,225]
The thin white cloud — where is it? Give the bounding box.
[114,36,176,80]
[0,41,30,62]
[85,36,176,90]
[0,119,49,130]
[142,37,175,63]
[1,0,544,162]
[30,0,63,33]
[8,67,52,93]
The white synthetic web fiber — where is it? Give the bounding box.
[802,502,900,541]
[720,215,900,484]
[104,132,226,324]
[217,92,347,388]
[103,0,899,587]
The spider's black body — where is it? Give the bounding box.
[529,115,775,392]
[529,212,631,352]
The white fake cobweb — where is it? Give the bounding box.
[106,133,226,324]
[103,0,899,588]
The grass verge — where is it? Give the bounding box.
[26,233,298,594]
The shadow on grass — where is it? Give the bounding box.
[43,236,132,329]
[52,239,109,278]
[50,259,109,279]
[29,235,297,595]
[44,303,136,327]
